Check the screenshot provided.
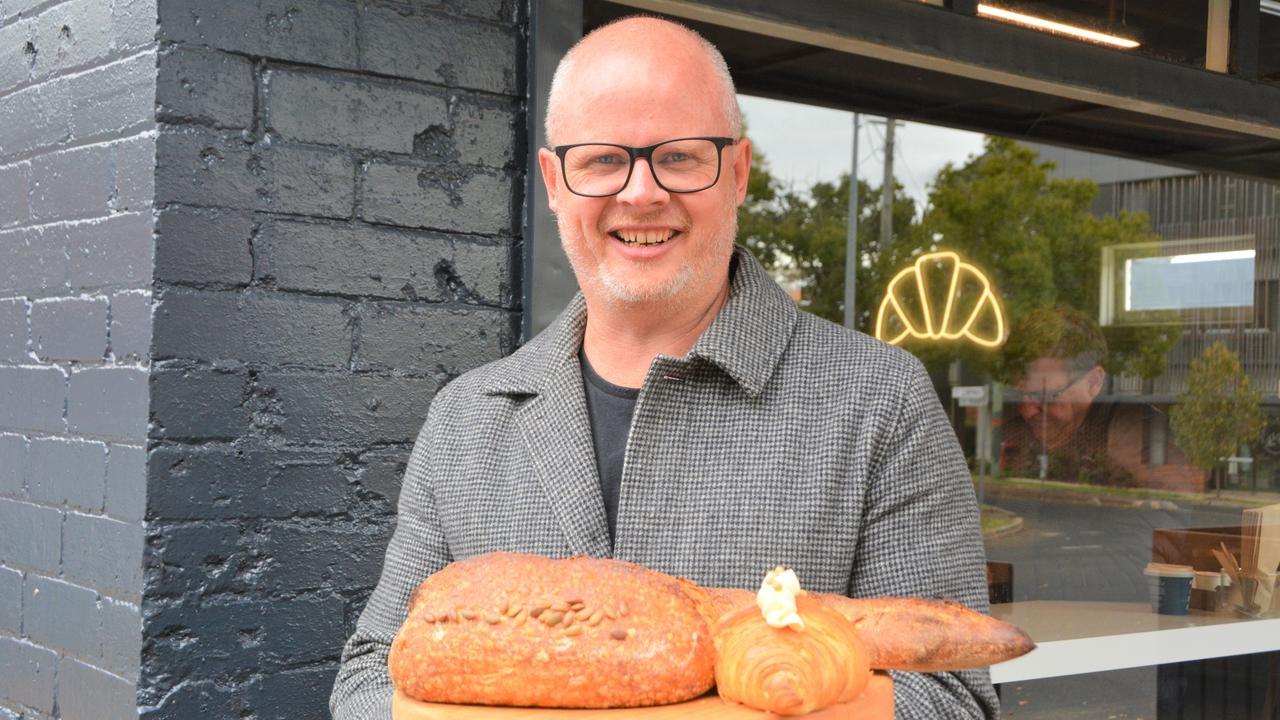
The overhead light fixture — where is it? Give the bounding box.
[977,4,1141,49]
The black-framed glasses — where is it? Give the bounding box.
[1008,370,1093,405]
[553,136,737,198]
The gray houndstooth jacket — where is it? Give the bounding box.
[330,247,998,719]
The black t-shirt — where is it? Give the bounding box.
[579,350,640,545]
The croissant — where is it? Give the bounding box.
[713,595,871,716]
[389,552,1033,714]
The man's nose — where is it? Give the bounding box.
[615,159,669,206]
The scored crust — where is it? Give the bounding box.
[389,553,717,708]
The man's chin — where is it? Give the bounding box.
[597,267,691,305]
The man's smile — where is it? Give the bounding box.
[609,228,681,247]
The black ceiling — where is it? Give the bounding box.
[585,0,1280,182]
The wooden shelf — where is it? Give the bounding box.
[391,674,893,719]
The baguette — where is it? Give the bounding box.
[705,587,1033,671]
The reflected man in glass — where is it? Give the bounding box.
[1000,307,1116,483]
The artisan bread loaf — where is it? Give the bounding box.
[389,552,716,708]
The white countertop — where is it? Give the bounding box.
[988,601,1280,683]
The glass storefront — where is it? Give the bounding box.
[735,97,1280,716]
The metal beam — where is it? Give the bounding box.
[733,45,832,75]
[1234,0,1261,80]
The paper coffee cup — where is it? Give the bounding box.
[1144,563,1195,615]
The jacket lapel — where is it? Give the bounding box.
[489,295,612,558]
[516,359,612,558]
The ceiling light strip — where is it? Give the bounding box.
[977,4,1140,49]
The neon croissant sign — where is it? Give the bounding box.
[874,251,1006,348]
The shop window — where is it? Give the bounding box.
[734,94,1280,715]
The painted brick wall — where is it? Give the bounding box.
[1,0,525,718]
[140,1,524,718]
[0,1,156,719]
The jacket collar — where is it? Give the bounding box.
[482,245,798,398]
[689,247,799,397]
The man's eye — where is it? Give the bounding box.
[590,154,626,166]
[658,152,691,164]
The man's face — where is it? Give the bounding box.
[1014,357,1104,450]
[537,43,752,306]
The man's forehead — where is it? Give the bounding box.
[554,53,727,143]
[1018,357,1072,384]
[565,38,718,97]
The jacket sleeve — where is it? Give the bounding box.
[330,404,453,720]
[850,354,1000,720]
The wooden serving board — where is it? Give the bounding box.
[392,673,893,719]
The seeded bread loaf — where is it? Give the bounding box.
[389,553,717,708]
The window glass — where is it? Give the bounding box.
[740,94,1280,717]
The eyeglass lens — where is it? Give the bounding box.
[1014,372,1086,404]
[562,139,722,196]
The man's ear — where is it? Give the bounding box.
[1084,365,1106,401]
[732,136,753,207]
[538,147,561,214]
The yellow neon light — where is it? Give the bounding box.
[874,251,1006,348]
[977,5,1140,49]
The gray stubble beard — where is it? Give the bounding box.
[557,211,738,308]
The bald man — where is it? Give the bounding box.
[331,17,996,719]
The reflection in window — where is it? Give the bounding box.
[1126,250,1255,312]
[1100,238,1257,325]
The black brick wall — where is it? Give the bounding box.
[1,0,526,718]
[140,1,525,719]
[0,0,156,718]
